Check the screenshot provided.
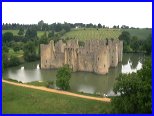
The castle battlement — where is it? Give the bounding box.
[40,39,123,74]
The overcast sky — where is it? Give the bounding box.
[2,2,152,28]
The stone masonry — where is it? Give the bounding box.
[40,39,123,74]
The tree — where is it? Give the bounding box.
[25,28,37,39]
[18,28,24,36]
[56,64,72,90]
[144,34,151,55]
[39,32,48,44]
[38,20,44,31]
[119,31,131,52]
[2,52,9,71]
[98,23,102,28]
[13,43,21,52]
[9,55,21,67]
[3,32,14,43]
[23,41,37,62]
[130,36,139,52]
[63,22,71,32]
[48,30,54,38]
[112,58,152,113]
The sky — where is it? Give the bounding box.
[2,2,152,28]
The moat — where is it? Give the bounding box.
[3,53,144,96]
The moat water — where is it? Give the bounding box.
[3,53,145,96]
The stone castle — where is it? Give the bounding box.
[40,39,123,74]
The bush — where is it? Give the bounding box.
[112,58,152,113]
[56,64,72,90]
[9,56,21,67]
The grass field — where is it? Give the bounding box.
[3,83,111,114]
[62,28,121,40]
[62,28,151,40]
[2,28,151,40]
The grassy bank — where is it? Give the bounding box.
[3,82,111,114]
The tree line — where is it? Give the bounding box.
[3,20,149,31]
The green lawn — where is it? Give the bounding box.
[3,83,111,114]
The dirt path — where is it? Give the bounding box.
[2,79,111,102]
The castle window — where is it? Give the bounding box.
[46,60,47,63]
[112,61,113,63]
[104,65,105,67]
[45,65,46,67]
[98,57,99,61]
[87,51,88,54]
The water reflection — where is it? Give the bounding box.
[3,53,145,95]
[122,60,142,74]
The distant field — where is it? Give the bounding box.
[3,83,111,114]
[62,28,121,40]
[2,28,151,40]
[62,28,151,41]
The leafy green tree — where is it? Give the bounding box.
[3,32,14,43]
[2,52,9,71]
[112,58,152,113]
[98,23,102,28]
[25,28,37,39]
[130,36,139,52]
[144,34,152,55]
[39,32,48,44]
[63,22,71,32]
[38,20,44,31]
[119,31,131,52]
[48,30,54,38]
[13,43,21,52]
[23,41,37,62]
[56,64,72,90]
[119,31,131,45]
[18,28,24,36]
[9,55,21,67]
[2,45,9,53]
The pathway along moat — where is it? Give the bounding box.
[3,53,145,96]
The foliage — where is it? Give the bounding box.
[119,31,131,46]
[23,41,37,62]
[39,32,49,44]
[2,45,9,53]
[9,55,21,67]
[3,32,14,43]
[112,58,152,113]
[2,52,9,71]
[98,23,102,28]
[25,28,37,39]
[48,30,54,38]
[56,64,72,90]
[144,34,152,55]
[18,28,24,36]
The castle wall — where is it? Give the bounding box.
[78,53,94,72]
[40,39,123,74]
[40,40,54,69]
[108,40,119,67]
[94,46,109,74]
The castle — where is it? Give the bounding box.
[40,39,123,74]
